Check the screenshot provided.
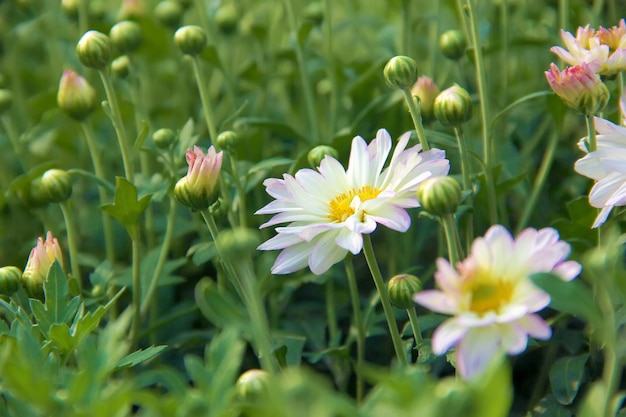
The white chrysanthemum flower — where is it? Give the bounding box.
[575,94,626,228]
[256,128,450,275]
[414,225,581,380]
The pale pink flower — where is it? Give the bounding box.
[256,129,450,275]
[174,146,223,211]
[22,232,64,293]
[414,225,580,380]
[545,63,609,114]
[575,94,626,227]
[596,19,626,52]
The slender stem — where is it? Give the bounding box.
[406,306,423,345]
[129,233,141,349]
[325,277,339,346]
[400,0,411,55]
[59,202,81,290]
[617,72,624,126]
[77,0,88,35]
[190,56,218,143]
[362,235,408,367]
[516,129,559,233]
[453,126,472,192]
[585,113,597,152]
[323,0,338,138]
[228,152,247,227]
[80,122,115,267]
[283,0,319,144]
[98,70,133,182]
[140,198,177,316]
[441,213,463,265]
[344,255,365,402]
[401,89,430,151]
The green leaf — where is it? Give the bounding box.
[44,261,70,324]
[101,177,152,239]
[549,354,589,405]
[297,20,314,46]
[468,353,513,417]
[194,278,247,329]
[531,395,574,417]
[578,381,607,417]
[72,288,125,342]
[117,345,167,368]
[233,117,305,142]
[273,332,306,367]
[530,273,602,327]
[48,323,74,353]
[187,241,217,265]
[29,299,52,333]
[132,119,150,157]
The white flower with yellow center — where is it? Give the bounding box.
[256,128,450,275]
[414,225,581,380]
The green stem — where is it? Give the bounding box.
[617,72,624,126]
[80,122,116,267]
[190,56,218,143]
[344,255,365,402]
[325,277,339,347]
[362,235,408,367]
[400,0,411,55]
[401,89,430,151]
[516,129,559,234]
[140,198,177,317]
[98,70,133,182]
[323,0,338,138]
[406,306,423,345]
[284,0,319,144]
[77,0,88,35]
[228,152,247,227]
[441,213,463,265]
[585,113,597,152]
[129,232,141,349]
[59,202,81,290]
[453,126,472,192]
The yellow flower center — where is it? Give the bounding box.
[328,186,381,222]
[468,278,514,315]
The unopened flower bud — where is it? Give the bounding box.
[384,56,418,90]
[174,146,223,211]
[40,169,73,203]
[434,84,473,126]
[22,232,64,299]
[236,369,270,400]
[439,30,466,60]
[307,145,338,168]
[216,130,239,150]
[57,70,97,120]
[91,284,105,298]
[61,0,79,18]
[76,30,112,70]
[155,1,184,29]
[174,25,207,55]
[153,128,176,149]
[215,4,239,35]
[0,266,21,296]
[411,76,440,122]
[0,89,12,114]
[109,20,143,54]
[216,228,261,260]
[118,0,145,20]
[416,176,462,216]
[545,63,609,115]
[388,274,423,309]
[111,55,131,78]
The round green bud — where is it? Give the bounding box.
[388,274,423,309]
[153,128,176,149]
[109,20,143,54]
[434,84,473,126]
[91,284,105,298]
[439,30,466,61]
[155,1,184,29]
[303,2,324,26]
[215,228,261,261]
[0,266,22,296]
[111,55,131,78]
[215,4,239,35]
[216,130,239,150]
[76,30,112,70]
[0,89,12,114]
[307,145,338,168]
[383,55,418,90]
[40,169,73,203]
[61,0,79,18]
[174,25,207,55]
[416,176,462,216]
[236,369,270,400]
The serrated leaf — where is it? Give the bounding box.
[72,288,125,342]
[549,354,589,405]
[101,177,152,239]
[49,323,74,353]
[117,345,167,368]
[29,299,51,334]
[530,273,602,328]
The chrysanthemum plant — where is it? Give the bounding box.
[0,1,625,416]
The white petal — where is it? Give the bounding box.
[431,318,468,354]
[271,243,313,274]
[309,232,348,274]
[515,314,552,340]
[456,326,502,380]
[413,290,460,315]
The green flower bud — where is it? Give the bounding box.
[153,128,176,149]
[216,130,239,150]
[61,0,79,18]
[434,84,473,126]
[57,70,97,120]
[416,176,462,216]
[76,30,112,70]
[303,2,324,26]
[236,369,270,400]
[117,0,145,20]
[155,1,184,29]
[411,76,440,122]
[40,169,73,203]
[109,20,143,54]
[383,55,418,90]
[216,228,261,261]
[388,274,423,309]
[307,145,338,168]
[111,55,131,78]
[174,25,207,55]
[91,284,105,298]
[439,30,466,61]
[215,4,239,35]
[0,266,22,296]
[0,89,12,114]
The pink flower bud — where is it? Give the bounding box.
[545,63,609,114]
[174,146,223,211]
[22,232,64,297]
